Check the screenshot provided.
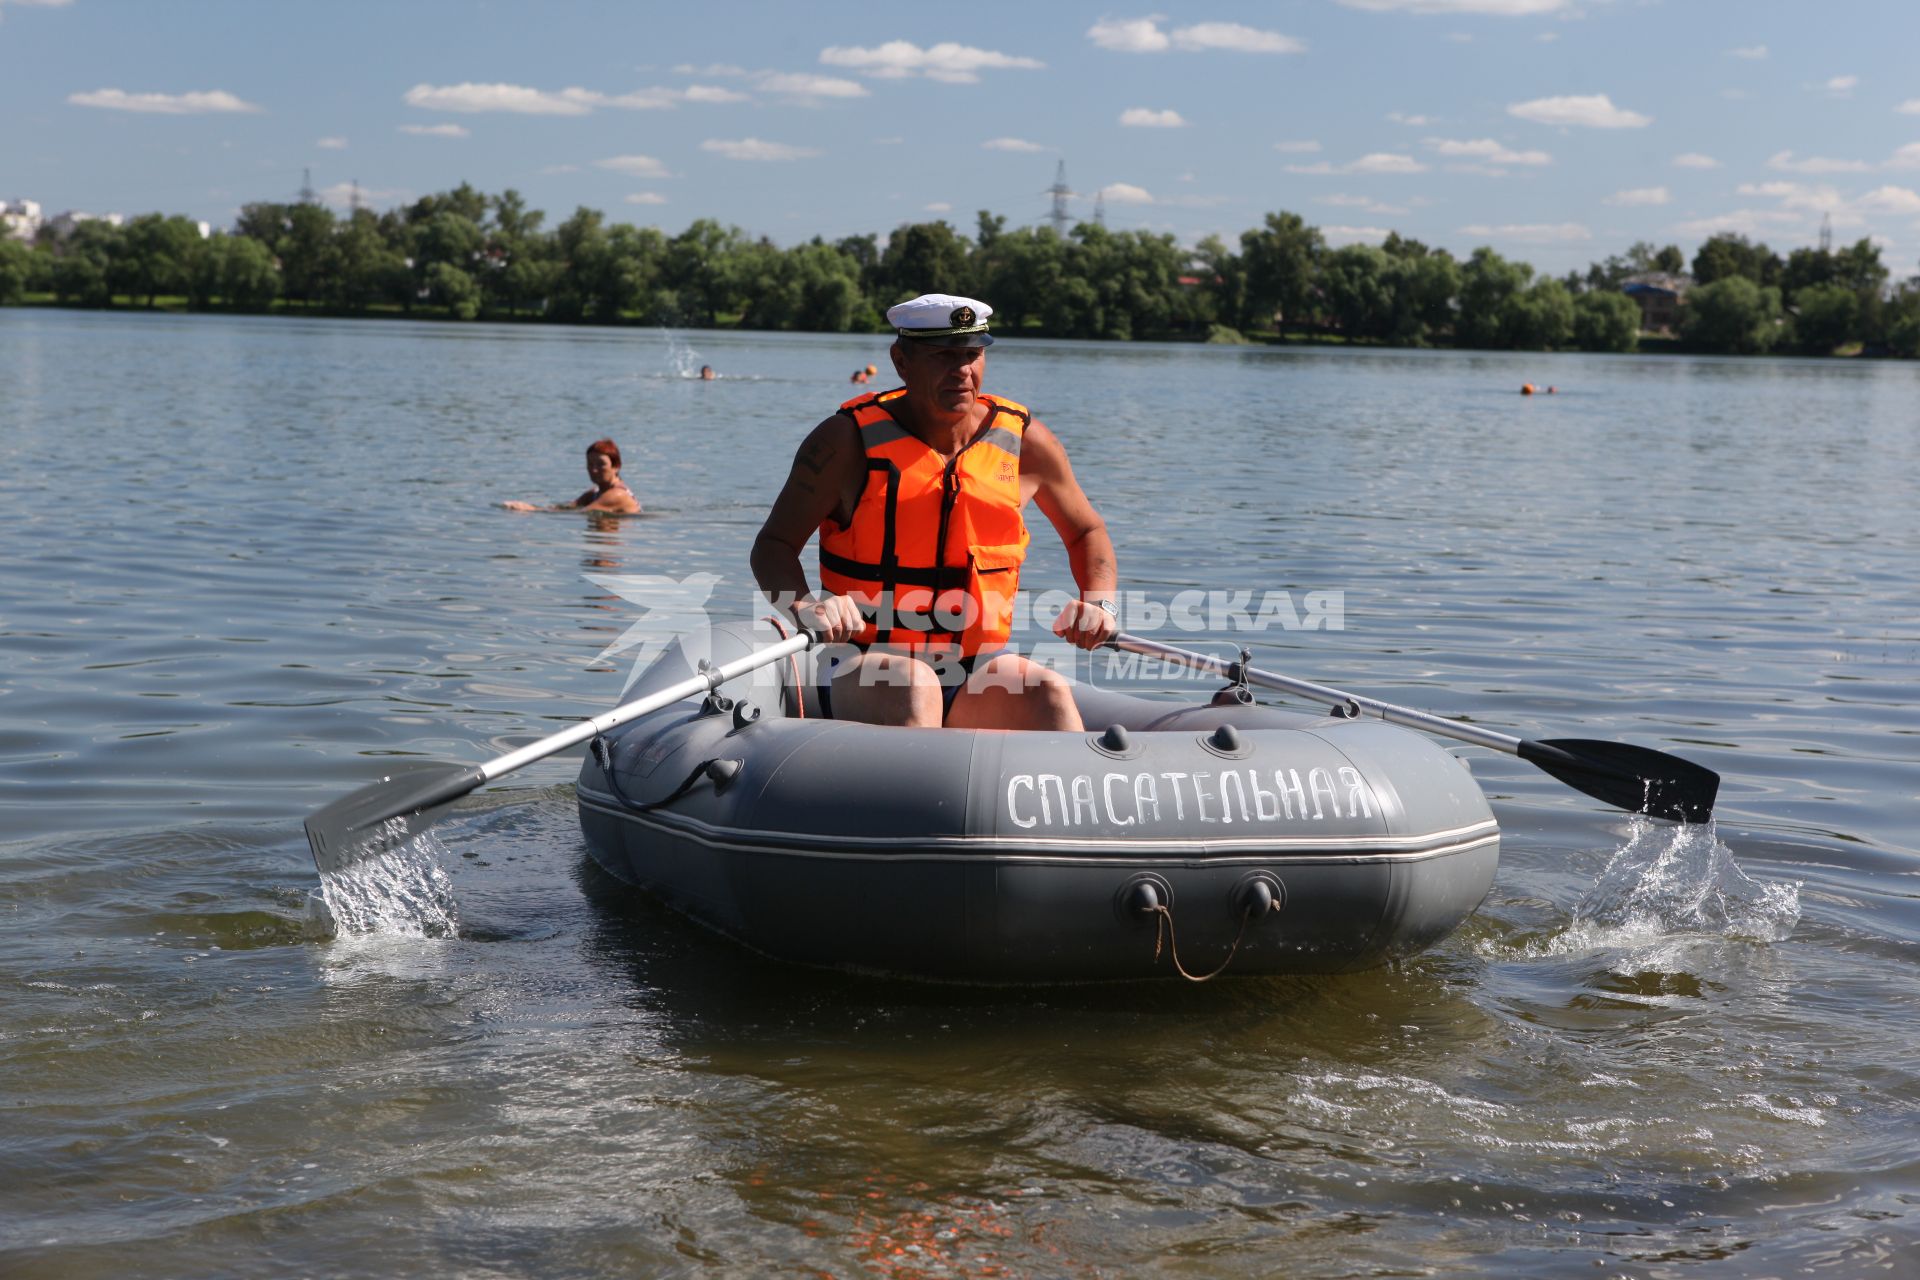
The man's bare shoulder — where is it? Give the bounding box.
[795,411,863,477]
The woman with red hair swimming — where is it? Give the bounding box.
[504,438,641,514]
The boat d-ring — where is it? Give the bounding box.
[1230,871,1285,921]
[1116,872,1173,924]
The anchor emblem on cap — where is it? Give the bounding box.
[949,305,976,328]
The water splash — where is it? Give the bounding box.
[1565,816,1800,948]
[658,327,704,379]
[312,816,461,939]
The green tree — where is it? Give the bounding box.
[1319,244,1395,341]
[276,202,337,307]
[0,239,35,304]
[1240,211,1322,333]
[1455,246,1531,348]
[217,235,281,309]
[1692,233,1779,287]
[1571,290,1641,352]
[426,261,481,319]
[1681,277,1783,353]
[326,209,409,312]
[1500,278,1574,350]
[1885,283,1920,357]
[1190,234,1244,333]
[1791,282,1859,353]
[120,214,205,306]
[877,220,972,304]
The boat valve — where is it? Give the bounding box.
[704,758,742,792]
[1126,879,1162,917]
[1232,873,1285,921]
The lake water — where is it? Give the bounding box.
[2,308,1916,1277]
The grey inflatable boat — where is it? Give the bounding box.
[577,621,1498,982]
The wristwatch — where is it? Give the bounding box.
[1093,599,1118,619]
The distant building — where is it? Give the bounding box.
[1621,272,1692,334]
[2,198,42,242]
[46,210,126,240]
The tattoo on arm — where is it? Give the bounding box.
[796,439,828,477]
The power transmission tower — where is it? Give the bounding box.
[1092,188,1106,228]
[298,166,317,206]
[1047,160,1072,237]
[1819,211,1832,252]
[349,179,361,213]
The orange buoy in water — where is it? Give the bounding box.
[1521,383,1536,395]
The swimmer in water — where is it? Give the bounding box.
[699,365,716,381]
[503,438,642,514]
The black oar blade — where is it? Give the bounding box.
[1518,738,1719,824]
[304,762,486,876]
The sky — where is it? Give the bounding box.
[4,0,1919,277]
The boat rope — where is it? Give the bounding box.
[762,614,806,719]
[1147,901,1255,983]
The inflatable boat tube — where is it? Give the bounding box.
[576,621,1498,982]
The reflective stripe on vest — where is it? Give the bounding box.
[818,389,1031,656]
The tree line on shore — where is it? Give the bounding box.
[3,182,1917,357]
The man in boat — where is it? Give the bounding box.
[753,292,1118,730]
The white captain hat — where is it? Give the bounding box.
[885,293,995,347]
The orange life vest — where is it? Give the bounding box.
[818,389,1031,657]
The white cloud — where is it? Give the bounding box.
[1287,152,1428,175]
[403,82,593,115]
[596,154,671,177]
[1320,193,1409,215]
[624,193,668,206]
[1388,111,1434,126]
[1170,22,1304,53]
[1426,137,1551,168]
[1767,150,1870,174]
[1323,225,1393,245]
[672,63,751,77]
[316,136,348,150]
[982,137,1047,153]
[1088,17,1303,54]
[753,72,866,100]
[402,81,741,115]
[399,123,469,138]
[1099,182,1155,205]
[1672,210,1808,236]
[1338,0,1566,12]
[682,84,753,104]
[701,137,821,161]
[1120,107,1187,128]
[68,88,261,114]
[1825,75,1859,95]
[923,202,952,213]
[1672,152,1721,169]
[1272,140,1321,153]
[1458,222,1592,242]
[1898,99,1920,115]
[1887,143,1920,169]
[1605,186,1670,206]
[1507,93,1651,128]
[316,182,403,210]
[1858,186,1920,214]
[818,40,1044,84]
[1087,17,1168,52]
[1727,45,1768,59]
[1737,181,1841,211]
